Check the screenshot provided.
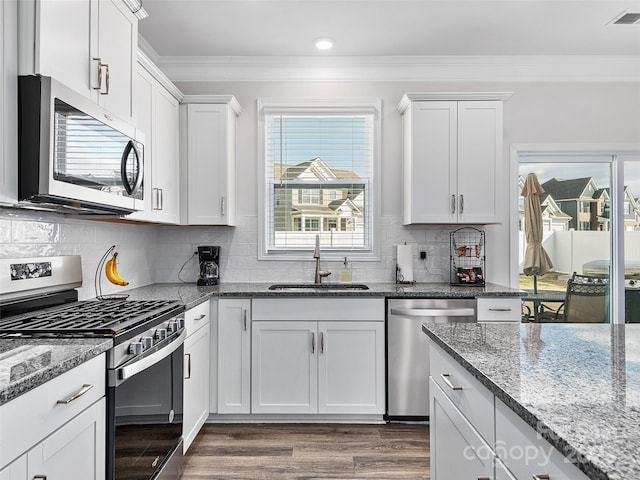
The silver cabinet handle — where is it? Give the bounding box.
[440,373,463,391]
[451,194,456,214]
[460,194,464,213]
[320,332,325,354]
[391,307,475,317]
[195,314,207,321]
[243,309,247,331]
[489,308,512,312]
[533,476,550,480]
[56,384,93,404]
[159,188,164,210]
[185,353,191,379]
[33,476,47,479]
[478,477,490,480]
[221,196,225,216]
[311,332,316,354]
[93,57,103,91]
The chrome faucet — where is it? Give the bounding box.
[313,234,331,284]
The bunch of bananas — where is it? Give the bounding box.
[105,252,129,286]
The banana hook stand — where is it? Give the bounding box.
[95,245,129,301]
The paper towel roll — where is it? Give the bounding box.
[396,244,414,282]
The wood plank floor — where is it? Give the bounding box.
[182,423,430,480]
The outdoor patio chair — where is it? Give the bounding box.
[548,272,610,323]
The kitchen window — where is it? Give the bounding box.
[258,99,381,260]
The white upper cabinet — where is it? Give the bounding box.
[127,54,182,224]
[398,93,511,224]
[18,0,138,123]
[180,97,242,226]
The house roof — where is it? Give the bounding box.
[274,158,361,181]
[541,177,594,200]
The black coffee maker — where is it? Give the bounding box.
[197,246,220,286]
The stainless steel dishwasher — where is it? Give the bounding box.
[386,298,476,420]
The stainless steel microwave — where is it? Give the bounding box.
[18,75,144,215]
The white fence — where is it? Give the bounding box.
[518,230,640,274]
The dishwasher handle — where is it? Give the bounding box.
[390,307,475,317]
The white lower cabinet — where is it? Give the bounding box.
[476,297,522,322]
[217,299,251,414]
[430,378,494,480]
[429,340,590,480]
[0,354,106,480]
[495,399,589,480]
[183,300,211,453]
[251,298,385,416]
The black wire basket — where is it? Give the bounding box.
[450,227,485,286]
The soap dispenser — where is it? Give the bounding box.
[340,257,352,283]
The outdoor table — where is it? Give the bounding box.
[521,290,566,322]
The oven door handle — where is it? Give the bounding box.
[390,307,475,317]
[113,330,186,385]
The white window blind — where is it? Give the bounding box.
[264,111,375,253]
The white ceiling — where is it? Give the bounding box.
[138,0,640,57]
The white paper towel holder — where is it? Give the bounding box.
[396,243,416,285]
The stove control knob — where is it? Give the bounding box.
[156,328,167,341]
[177,317,185,330]
[129,342,144,355]
[142,336,153,350]
[168,321,178,333]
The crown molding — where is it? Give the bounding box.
[397,92,513,113]
[155,55,640,83]
[137,50,184,102]
[181,95,242,115]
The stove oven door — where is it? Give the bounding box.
[107,330,185,480]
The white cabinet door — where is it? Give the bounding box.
[318,321,385,415]
[28,397,106,480]
[94,0,137,123]
[252,321,318,414]
[181,99,240,226]
[218,299,251,413]
[153,86,180,223]
[128,63,180,224]
[430,379,494,480]
[404,101,457,224]
[456,101,502,224]
[0,456,26,480]
[183,320,210,453]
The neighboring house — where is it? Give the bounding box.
[273,157,364,234]
[518,176,571,231]
[602,186,640,231]
[541,177,609,231]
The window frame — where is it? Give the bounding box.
[257,99,382,261]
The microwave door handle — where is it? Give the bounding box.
[120,140,143,196]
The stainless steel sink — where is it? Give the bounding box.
[268,283,369,291]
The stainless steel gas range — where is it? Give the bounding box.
[0,256,186,480]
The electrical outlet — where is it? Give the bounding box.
[420,251,427,259]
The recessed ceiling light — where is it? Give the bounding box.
[314,38,334,50]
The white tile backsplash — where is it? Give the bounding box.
[0,209,459,296]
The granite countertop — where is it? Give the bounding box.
[422,322,640,480]
[0,337,112,406]
[122,282,521,310]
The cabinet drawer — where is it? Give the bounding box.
[430,342,494,445]
[252,298,384,321]
[0,353,105,468]
[495,399,590,480]
[185,300,211,335]
[476,297,522,322]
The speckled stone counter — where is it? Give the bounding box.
[0,338,112,406]
[122,282,521,310]
[422,322,640,480]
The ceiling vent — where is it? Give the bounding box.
[610,11,640,25]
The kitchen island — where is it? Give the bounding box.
[422,322,640,480]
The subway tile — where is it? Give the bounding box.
[12,220,60,243]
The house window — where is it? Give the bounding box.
[258,99,381,259]
[578,220,591,231]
